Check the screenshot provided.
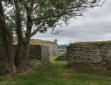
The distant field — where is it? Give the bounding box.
[1,56,111,85]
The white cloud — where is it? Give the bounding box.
[33,0,111,45]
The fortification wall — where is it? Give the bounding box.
[0,43,58,64]
[66,42,111,69]
[30,44,58,60]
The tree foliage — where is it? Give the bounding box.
[3,0,103,36]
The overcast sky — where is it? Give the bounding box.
[33,0,111,45]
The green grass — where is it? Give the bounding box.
[13,37,55,45]
[30,39,55,44]
[72,41,111,47]
[0,58,5,72]
[50,55,67,65]
[0,74,12,85]
[1,56,111,85]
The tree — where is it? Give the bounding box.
[0,0,15,75]
[1,0,103,73]
[14,0,24,72]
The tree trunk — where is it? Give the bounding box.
[1,30,10,72]
[23,9,33,66]
[0,1,16,75]
[14,0,24,72]
[23,39,30,65]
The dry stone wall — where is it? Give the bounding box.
[66,42,111,69]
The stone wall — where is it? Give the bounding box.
[0,43,58,64]
[48,44,58,57]
[66,42,111,69]
[30,45,51,64]
[30,45,42,60]
[30,44,58,60]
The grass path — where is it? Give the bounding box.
[1,56,111,85]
